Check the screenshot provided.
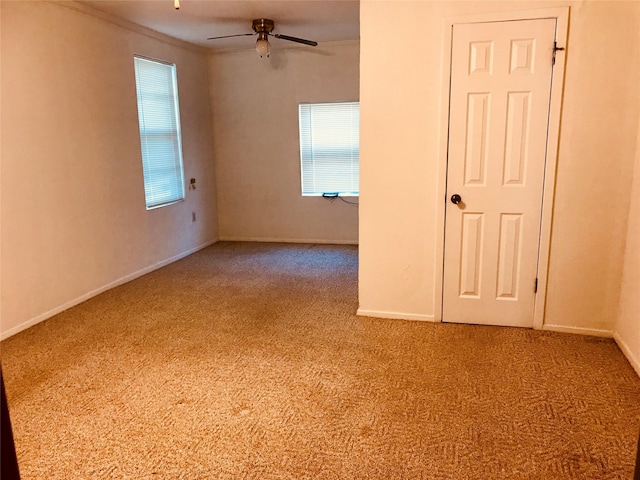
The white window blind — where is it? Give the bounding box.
[133,56,185,209]
[298,102,359,196]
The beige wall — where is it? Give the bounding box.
[543,0,639,333]
[615,117,640,376]
[2,0,636,352]
[209,41,359,244]
[359,1,640,332]
[1,1,218,338]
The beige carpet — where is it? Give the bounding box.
[1,242,639,479]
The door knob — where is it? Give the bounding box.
[451,194,462,205]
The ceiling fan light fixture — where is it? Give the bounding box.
[208,18,317,54]
[256,34,270,58]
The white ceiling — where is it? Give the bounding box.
[76,0,360,50]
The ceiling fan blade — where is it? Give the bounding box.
[272,33,318,47]
[207,33,254,40]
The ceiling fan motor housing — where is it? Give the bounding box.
[252,19,275,34]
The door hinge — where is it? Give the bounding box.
[534,278,538,293]
[552,41,565,66]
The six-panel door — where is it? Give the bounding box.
[443,19,557,327]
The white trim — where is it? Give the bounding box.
[356,309,436,322]
[543,324,613,338]
[435,7,570,329]
[443,7,570,25]
[614,332,640,378]
[533,7,570,330]
[218,236,358,245]
[0,240,218,340]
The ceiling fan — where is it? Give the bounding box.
[207,19,318,58]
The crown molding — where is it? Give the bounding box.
[46,1,208,55]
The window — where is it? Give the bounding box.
[298,102,359,196]
[133,56,185,209]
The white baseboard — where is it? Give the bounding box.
[356,308,437,322]
[613,331,640,378]
[542,324,613,338]
[218,236,358,246]
[0,239,218,340]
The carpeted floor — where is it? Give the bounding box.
[1,242,639,479]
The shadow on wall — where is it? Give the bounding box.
[1,367,20,479]
[635,430,640,480]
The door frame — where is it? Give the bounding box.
[433,7,569,329]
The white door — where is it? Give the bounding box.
[443,19,557,328]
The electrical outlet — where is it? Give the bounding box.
[192,211,196,222]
